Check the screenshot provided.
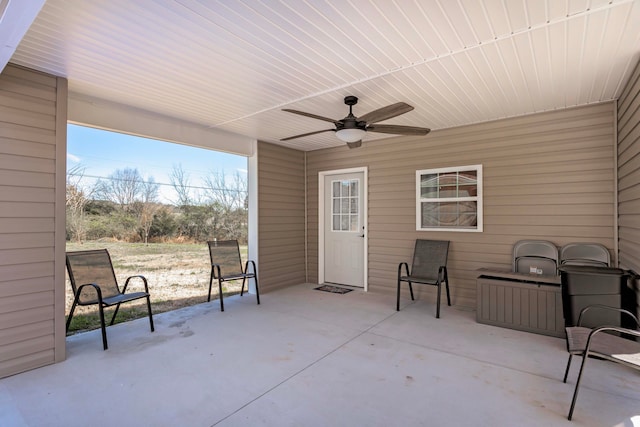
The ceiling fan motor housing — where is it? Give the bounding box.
[336,118,367,131]
[344,95,358,106]
[339,96,366,130]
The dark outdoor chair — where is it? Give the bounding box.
[563,304,640,420]
[512,239,558,276]
[207,240,260,312]
[560,242,611,267]
[65,249,154,350]
[396,239,450,318]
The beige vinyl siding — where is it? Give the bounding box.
[306,103,616,308]
[0,64,66,378]
[617,59,640,318]
[618,59,640,273]
[257,141,306,291]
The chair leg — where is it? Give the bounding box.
[98,304,108,351]
[240,276,260,305]
[563,355,573,383]
[408,282,414,300]
[255,276,260,305]
[218,278,224,312]
[146,295,155,332]
[436,283,441,319]
[568,355,589,420]
[66,297,79,333]
[207,270,215,302]
[445,280,451,306]
[109,302,122,326]
[396,278,401,311]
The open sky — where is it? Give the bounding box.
[66,124,248,204]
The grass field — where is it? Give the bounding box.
[65,241,247,333]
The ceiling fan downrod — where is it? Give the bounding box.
[340,96,365,130]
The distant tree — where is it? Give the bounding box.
[168,166,249,242]
[94,167,161,242]
[175,204,214,241]
[84,199,117,216]
[203,170,248,241]
[169,163,194,207]
[170,164,199,240]
[95,167,144,211]
[203,170,247,209]
[134,176,161,244]
[149,206,178,239]
[85,210,137,241]
[216,206,248,243]
[66,165,94,242]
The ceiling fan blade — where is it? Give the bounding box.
[358,102,414,124]
[366,124,431,136]
[280,129,335,141]
[282,109,340,124]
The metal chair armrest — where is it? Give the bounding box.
[438,265,447,282]
[244,260,257,276]
[576,304,639,328]
[398,262,410,278]
[211,263,223,279]
[584,325,640,361]
[75,283,104,304]
[123,275,150,293]
[587,325,640,342]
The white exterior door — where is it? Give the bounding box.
[323,171,365,287]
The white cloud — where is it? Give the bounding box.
[237,168,248,174]
[67,153,81,163]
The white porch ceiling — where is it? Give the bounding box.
[9,0,640,151]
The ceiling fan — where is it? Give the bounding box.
[281,96,431,148]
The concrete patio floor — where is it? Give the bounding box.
[1,283,639,427]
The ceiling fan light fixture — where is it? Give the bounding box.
[281,95,430,147]
[335,128,365,143]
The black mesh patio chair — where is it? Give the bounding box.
[563,304,640,420]
[396,239,450,318]
[65,249,154,350]
[207,240,260,312]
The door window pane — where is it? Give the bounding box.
[350,197,358,214]
[331,178,360,231]
[341,216,349,230]
[341,198,349,213]
[333,181,340,198]
[341,181,350,197]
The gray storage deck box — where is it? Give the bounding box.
[476,269,564,338]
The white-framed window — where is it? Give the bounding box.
[416,164,483,232]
